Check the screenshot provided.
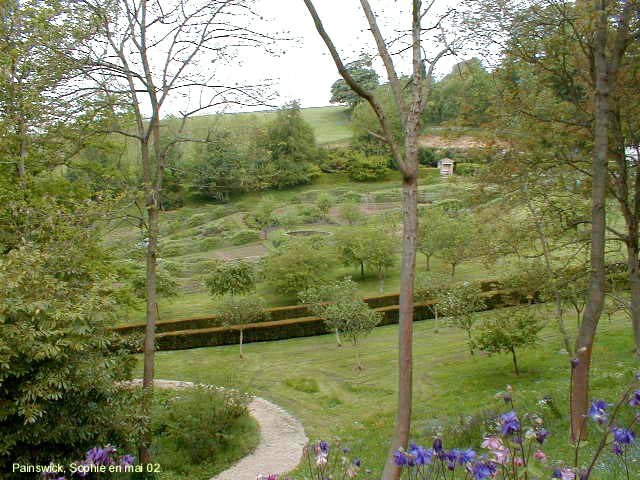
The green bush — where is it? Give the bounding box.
[296,205,324,223]
[347,152,390,181]
[200,237,224,250]
[187,213,209,228]
[284,377,320,393]
[230,229,262,246]
[161,243,186,257]
[151,387,255,472]
[456,162,482,176]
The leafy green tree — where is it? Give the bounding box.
[205,260,257,297]
[415,271,449,333]
[438,283,486,355]
[316,193,334,221]
[473,307,543,375]
[217,295,266,358]
[417,208,449,270]
[260,101,322,188]
[340,202,364,226]
[300,278,381,368]
[435,214,477,278]
[251,197,278,239]
[335,227,396,285]
[0,197,139,473]
[263,239,335,297]
[330,56,379,111]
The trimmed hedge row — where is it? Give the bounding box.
[150,288,529,351]
[115,303,313,336]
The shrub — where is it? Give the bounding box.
[205,259,257,296]
[263,240,335,297]
[151,387,254,470]
[187,213,209,228]
[230,229,262,246]
[296,205,324,223]
[340,202,365,225]
[347,152,390,181]
[455,162,482,176]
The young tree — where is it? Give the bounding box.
[205,260,257,297]
[217,295,266,359]
[340,202,365,226]
[415,271,449,333]
[316,193,334,222]
[300,278,381,368]
[263,239,335,297]
[335,226,396,285]
[435,214,476,279]
[85,0,273,462]
[300,2,454,474]
[473,307,543,375]
[438,283,487,355]
[417,208,448,270]
[252,197,279,239]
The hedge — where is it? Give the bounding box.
[114,303,313,336]
[151,289,524,351]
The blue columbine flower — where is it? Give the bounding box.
[342,447,351,454]
[458,448,476,465]
[474,462,497,480]
[432,438,443,453]
[536,428,550,444]
[629,390,640,407]
[393,450,408,466]
[119,454,135,467]
[86,446,116,466]
[500,411,520,435]
[352,458,361,467]
[612,427,636,445]
[588,400,612,424]
[319,441,330,453]
[409,444,432,465]
[613,443,623,456]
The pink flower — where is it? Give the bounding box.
[515,457,524,467]
[534,451,547,462]
[481,436,505,451]
[316,453,328,467]
[482,436,510,464]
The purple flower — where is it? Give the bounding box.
[318,441,330,453]
[86,445,116,466]
[432,437,443,453]
[629,390,640,407]
[458,448,477,465]
[613,443,624,456]
[352,458,361,467]
[500,411,520,435]
[393,450,409,467]
[342,447,351,453]
[536,428,550,444]
[119,454,135,467]
[474,462,497,480]
[612,427,636,445]
[588,400,612,424]
[408,444,433,465]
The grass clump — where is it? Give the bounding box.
[284,377,320,393]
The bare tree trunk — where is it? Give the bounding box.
[626,243,640,353]
[239,329,244,359]
[383,173,418,480]
[335,329,342,347]
[571,1,609,441]
[511,348,520,376]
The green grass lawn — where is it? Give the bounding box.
[140,304,639,479]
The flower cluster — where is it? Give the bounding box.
[41,446,136,479]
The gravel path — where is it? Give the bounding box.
[122,379,308,480]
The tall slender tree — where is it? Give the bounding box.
[83,0,273,463]
[301,1,453,478]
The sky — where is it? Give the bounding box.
[168,0,470,115]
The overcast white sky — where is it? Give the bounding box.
[188,0,469,114]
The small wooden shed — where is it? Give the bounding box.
[438,158,455,177]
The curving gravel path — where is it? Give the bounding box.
[121,379,308,480]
